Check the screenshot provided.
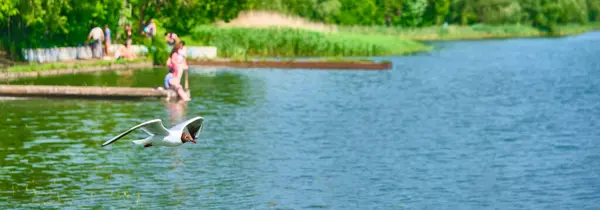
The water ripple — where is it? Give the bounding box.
[2,33,600,209]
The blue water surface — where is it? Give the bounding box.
[1,32,600,210]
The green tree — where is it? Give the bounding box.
[448,0,478,25]
[402,0,429,26]
[556,0,588,24]
[378,0,403,26]
[316,0,342,23]
[590,0,600,21]
[0,0,18,23]
[424,0,450,25]
[336,0,380,25]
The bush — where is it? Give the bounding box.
[142,36,169,65]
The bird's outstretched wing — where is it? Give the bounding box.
[169,116,204,139]
[102,119,170,147]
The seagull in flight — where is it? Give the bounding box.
[102,116,204,148]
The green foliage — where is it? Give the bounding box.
[142,37,169,66]
[337,0,381,25]
[251,0,599,29]
[0,0,246,60]
[339,23,553,40]
[379,0,403,26]
[0,0,18,23]
[402,0,429,27]
[190,25,431,57]
[1,0,599,61]
[590,0,600,21]
[316,0,342,23]
[431,0,451,25]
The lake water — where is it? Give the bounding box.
[2,32,600,209]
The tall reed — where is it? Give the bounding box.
[189,26,431,58]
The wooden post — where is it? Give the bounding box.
[185,68,189,90]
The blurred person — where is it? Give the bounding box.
[166,45,191,101]
[104,24,111,57]
[124,24,133,47]
[87,26,104,58]
[178,41,188,70]
[165,32,180,47]
[143,19,156,39]
[115,43,136,60]
[178,41,189,90]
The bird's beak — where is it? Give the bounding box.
[191,139,197,144]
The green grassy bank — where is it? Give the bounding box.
[179,23,599,60]
[183,26,432,59]
[2,58,149,73]
[340,23,600,41]
[5,22,599,73]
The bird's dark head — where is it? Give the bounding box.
[181,132,196,144]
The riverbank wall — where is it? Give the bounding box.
[20,45,218,63]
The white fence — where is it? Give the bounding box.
[187,46,218,59]
[21,45,149,63]
[22,45,218,63]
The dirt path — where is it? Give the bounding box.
[216,10,337,32]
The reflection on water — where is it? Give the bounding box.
[115,69,136,87]
[11,68,166,87]
[1,69,266,208]
[2,32,600,209]
[165,100,187,125]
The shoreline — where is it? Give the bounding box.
[188,59,392,70]
[0,57,391,83]
[2,26,598,77]
[1,61,152,82]
[340,23,600,42]
[2,58,151,72]
[408,30,599,42]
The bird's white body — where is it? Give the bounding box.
[102,116,204,148]
[133,131,183,147]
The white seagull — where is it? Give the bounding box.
[101,116,204,148]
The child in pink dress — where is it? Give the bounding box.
[166,45,190,101]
